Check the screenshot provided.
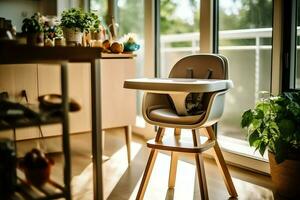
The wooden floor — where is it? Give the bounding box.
[17,128,274,200]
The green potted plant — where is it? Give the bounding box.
[82,12,100,46]
[88,13,104,41]
[22,13,44,46]
[60,8,85,46]
[241,91,300,199]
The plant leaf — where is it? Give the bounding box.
[251,119,262,130]
[255,109,264,119]
[278,119,295,138]
[241,109,253,128]
[259,142,267,156]
[274,139,287,163]
[249,130,260,147]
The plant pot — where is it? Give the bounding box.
[63,27,83,46]
[27,33,44,46]
[54,37,66,46]
[268,151,300,199]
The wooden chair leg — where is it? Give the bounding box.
[136,127,165,200]
[168,128,180,188]
[192,129,209,200]
[168,152,178,188]
[136,149,158,200]
[125,125,132,164]
[204,127,238,197]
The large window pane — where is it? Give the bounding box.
[218,0,273,158]
[116,0,145,117]
[159,0,200,78]
[90,0,108,16]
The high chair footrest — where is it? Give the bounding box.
[147,137,215,153]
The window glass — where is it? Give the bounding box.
[218,0,273,158]
[159,0,200,78]
[116,0,145,116]
[90,0,108,16]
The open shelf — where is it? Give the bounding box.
[10,169,66,200]
[0,104,63,131]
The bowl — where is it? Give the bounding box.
[123,43,140,52]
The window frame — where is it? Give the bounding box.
[281,0,299,91]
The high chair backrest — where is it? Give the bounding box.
[169,54,228,79]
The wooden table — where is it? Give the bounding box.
[0,44,104,200]
[124,78,233,115]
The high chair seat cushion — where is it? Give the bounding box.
[148,107,206,125]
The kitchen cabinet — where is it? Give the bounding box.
[0,57,136,140]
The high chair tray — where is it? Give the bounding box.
[123,78,233,93]
[124,78,233,115]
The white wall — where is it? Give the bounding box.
[0,0,39,32]
[0,0,66,32]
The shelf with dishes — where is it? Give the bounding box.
[0,92,81,131]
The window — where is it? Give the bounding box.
[90,0,107,16]
[158,0,200,78]
[217,0,273,159]
[116,0,145,117]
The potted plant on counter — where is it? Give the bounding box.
[241,91,300,199]
[22,13,44,46]
[60,8,85,46]
[82,12,100,46]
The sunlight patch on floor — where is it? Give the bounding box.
[129,152,196,200]
[232,178,274,200]
[71,141,142,200]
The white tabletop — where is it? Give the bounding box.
[124,78,233,93]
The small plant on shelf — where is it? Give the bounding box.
[60,8,85,31]
[83,12,100,33]
[241,91,300,199]
[22,13,45,46]
[82,12,102,46]
[22,13,44,34]
[60,8,86,45]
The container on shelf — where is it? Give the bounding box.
[63,27,83,46]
